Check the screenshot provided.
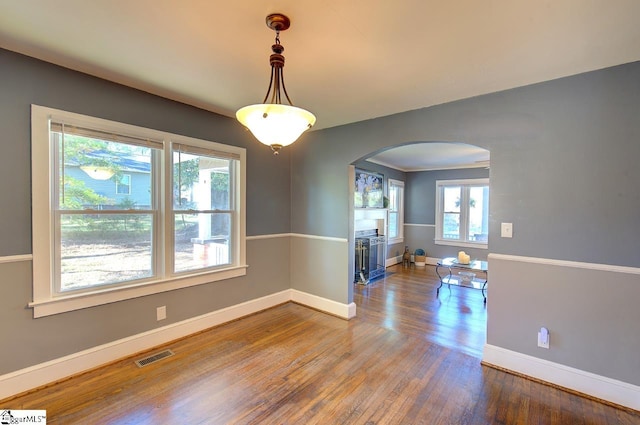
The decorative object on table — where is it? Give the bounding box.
[414,248,426,267]
[458,271,476,285]
[457,250,471,264]
[402,246,411,268]
[354,169,383,208]
[236,13,316,155]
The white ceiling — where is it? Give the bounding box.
[367,143,490,172]
[1,0,639,169]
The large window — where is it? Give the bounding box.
[387,179,404,244]
[435,179,489,248]
[31,105,246,317]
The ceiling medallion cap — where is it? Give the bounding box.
[266,14,290,32]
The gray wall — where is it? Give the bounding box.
[405,167,490,260]
[290,61,640,386]
[489,255,640,386]
[0,49,291,374]
[292,61,640,266]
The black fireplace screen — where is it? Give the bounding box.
[355,230,385,284]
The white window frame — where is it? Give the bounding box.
[30,105,247,317]
[115,173,132,195]
[435,178,489,249]
[387,179,404,245]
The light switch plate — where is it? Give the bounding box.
[157,306,166,321]
[501,222,513,238]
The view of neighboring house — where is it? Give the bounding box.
[64,149,151,210]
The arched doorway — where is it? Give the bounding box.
[348,141,490,356]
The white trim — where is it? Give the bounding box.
[483,344,640,411]
[246,233,291,240]
[436,178,490,186]
[425,256,440,266]
[386,256,438,268]
[387,179,404,243]
[404,223,436,228]
[290,289,356,319]
[0,254,32,264]
[29,266,249,318]
[488,253,640,275]
[435,178,489,246]
[290,233,348,243]
[247,233,349,243]
[434,239,488,250]
[386,256,402,267]
[0,290,290,400]
[0,288,355,400]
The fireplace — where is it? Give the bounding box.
[355,229,386,284]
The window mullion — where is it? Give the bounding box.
[437,184,444,240]
[159,143,170,278]
[461,185,470,242]
[53,210,62,295]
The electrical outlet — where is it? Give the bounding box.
[157,306,166,321]
[501,222,513,238]
[537,327,549,349]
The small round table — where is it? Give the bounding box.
[435,257,488,303]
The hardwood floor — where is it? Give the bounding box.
[355,264,487,358]
[3,265,638,424]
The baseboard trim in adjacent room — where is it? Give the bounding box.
[290,289,356,319]
[0,288,356,401]
[425,256,439,266]
[386,256,439,268]
[482,344,640,412]
[386,256,402,267]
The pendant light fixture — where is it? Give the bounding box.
[236,13,316,155]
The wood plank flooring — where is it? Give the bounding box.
[3,264,638,424]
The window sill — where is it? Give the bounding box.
[387,237,404,245]
[434,239,488,250]
[29,265,248,318]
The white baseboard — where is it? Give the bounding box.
[483,344,640,411]
[387,256,438,268]
[0,289,351,400]
[290,289,356,319]
[386,256,402,267]
[425,256,439,266]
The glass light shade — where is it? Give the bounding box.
[80,165,115,180]
[236,103,316,148]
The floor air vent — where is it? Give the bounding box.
[135,349,175,368]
